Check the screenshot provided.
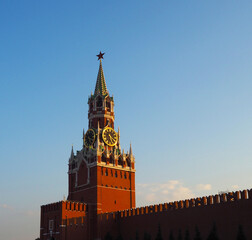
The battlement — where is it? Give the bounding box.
[41,201,87,213]
[100,188,251,220]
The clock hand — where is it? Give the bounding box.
[87,136,93,142]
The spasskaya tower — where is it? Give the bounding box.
[68,52,136,214]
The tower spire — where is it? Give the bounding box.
[94,52,108,97]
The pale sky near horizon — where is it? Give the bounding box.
[1,1,252,240]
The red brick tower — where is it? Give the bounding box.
[68,53,136,216]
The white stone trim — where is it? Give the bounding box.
[89,113,114,121]
[98,185,135,192]
[69,185,97,193]
[96,162,136,172]
[70,184,135,194]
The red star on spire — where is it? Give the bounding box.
[96,51,105,60]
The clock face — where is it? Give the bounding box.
[102,127,118,146]
[84,129,96,147]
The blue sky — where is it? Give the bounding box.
[1,1,252,239]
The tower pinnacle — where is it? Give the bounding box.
[129,142,133,156]
[69,145,74,161]
[96,51,105,60]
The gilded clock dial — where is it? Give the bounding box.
[102,127,118,146]
[84,129,96,147]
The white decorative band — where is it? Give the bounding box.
[89,114,114,121]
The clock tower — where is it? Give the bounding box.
[68,52,136,215]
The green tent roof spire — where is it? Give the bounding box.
[94,58,108,97]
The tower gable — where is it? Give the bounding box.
[78,161,88,186]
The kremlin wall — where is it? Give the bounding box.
[41,189,252,239]
[40,54,252,240]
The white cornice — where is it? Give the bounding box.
[95,162,136,172]
[89,113,114,121]
[69,185,135,194]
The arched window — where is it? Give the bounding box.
[96,96,102,109]
[126,158,131,167]
[115,171,118,178]
[102,155,106,163]
[89,103,93,111]
[106,99,110,110]
[118,157,123,166]
[109,156,114,164]
[71,162,75,169]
